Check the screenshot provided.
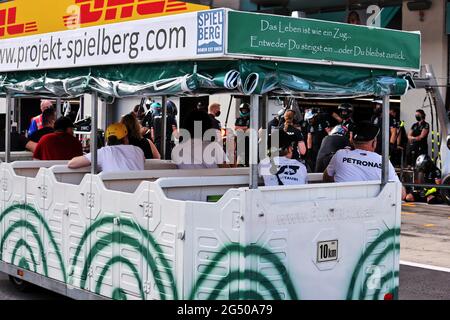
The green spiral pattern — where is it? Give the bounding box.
[0,204,399,300]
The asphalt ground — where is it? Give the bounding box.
[0,272,65,300]
[0,202,448,300]
[400,202,450,267]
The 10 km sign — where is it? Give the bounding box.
[317,240,338,263]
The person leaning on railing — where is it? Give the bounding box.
[33,117,83,161]
[259,129,308,186]
[323,121,406,200]
[68,123,145,173]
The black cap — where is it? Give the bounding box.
[54,116,75,131]
[353,121,379,142]
[271,129,295,150]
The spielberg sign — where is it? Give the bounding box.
[197,9,224,55]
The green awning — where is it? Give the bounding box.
[0,60,409,101]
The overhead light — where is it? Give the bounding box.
[407,0,432,11]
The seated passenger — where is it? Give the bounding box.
[120,113,160,160]
[172,110,229,169]
[68,123,145,172]
[33,117,83,160]
[26,108,56,153]
[28,99,54,137]
[323,122,406,199]
[259,130,308,186]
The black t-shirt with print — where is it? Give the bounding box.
[284,125,304,160]
[307,119,331,155]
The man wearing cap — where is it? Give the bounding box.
[33,116,83,160]
[323,122,405,198]
[28,99,54,137]
[68,123,145,173]
[259,130,308,186]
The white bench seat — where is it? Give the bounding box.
[11,160,68,177]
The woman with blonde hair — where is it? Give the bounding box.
[281,109,307,160]
[120,113,160,159]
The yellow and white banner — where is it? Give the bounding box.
[0,0,208,40]
[0,9,226,72]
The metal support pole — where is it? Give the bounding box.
[5,94,12,163]
[262,95,269,158]
[90,92,98,174]
[161,96,167,160]
[249,95,260,189]
[381,95,390,186]
[17,98,22,134]
[261,94,268,130]
[56,98,62,118]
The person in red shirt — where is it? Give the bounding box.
[33,117,83,160]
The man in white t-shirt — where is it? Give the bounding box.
[68,123,145,173]
[259,129,308,186]
[323,121,406,199]
[172,138,228,169]
[172,110,229,169]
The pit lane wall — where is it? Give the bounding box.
[0,162,401,300]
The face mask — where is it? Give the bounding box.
[240,111,249,117]
[340,112,350,119]
[415,115,422,121]
[215,111,221,117]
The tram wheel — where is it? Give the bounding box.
[8,275,33,292]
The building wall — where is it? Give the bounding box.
[401,0,448,165]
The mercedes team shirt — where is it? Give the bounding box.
[327,148,399,183]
